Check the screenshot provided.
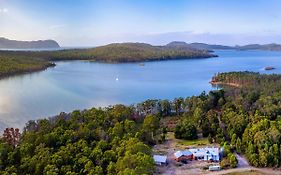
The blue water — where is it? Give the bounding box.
[0,49,281,130]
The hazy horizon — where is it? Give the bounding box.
[1,0,281,46]
[3,37,281,48]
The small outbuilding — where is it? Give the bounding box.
[153,155,167,165]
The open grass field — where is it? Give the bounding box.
[164,132,211,149]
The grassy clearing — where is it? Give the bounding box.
[177,137,209,147]
[166,132,175,139]
[166,132,210,147]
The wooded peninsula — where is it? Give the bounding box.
[0,42,216,78]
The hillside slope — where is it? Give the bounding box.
[51,42,217,62]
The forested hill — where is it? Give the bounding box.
[0,37,60,49]
[0,105,161,174]
[49,42,217,62]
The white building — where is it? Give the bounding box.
[153,155,167,165]
[188,147,222,162]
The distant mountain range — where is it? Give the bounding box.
[166,41,281,52]
[0,37,60,49]
[235,43,281,51]
[1,37,281,52]
[166,41,233,51]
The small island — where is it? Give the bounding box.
[264,66,275,70]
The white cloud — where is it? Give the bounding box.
[0,8,9,13]
[49,24,65,30]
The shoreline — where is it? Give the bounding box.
[87,54,218,64]
[0,55,217,79]
[0,62,56,80]
[209,81,241,88]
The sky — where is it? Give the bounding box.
[1,0,281,46]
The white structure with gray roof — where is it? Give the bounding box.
[153,155,167,165]
[174,150,193,159]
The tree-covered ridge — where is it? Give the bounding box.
[50,43,217,62]
[0,105,165,175]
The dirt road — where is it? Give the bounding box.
[205,153,281,175]
[205,167,281,175]
[235,153,249,168]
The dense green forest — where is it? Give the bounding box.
[50,43,216,62]
[1,71,281,174]
[0,52,54,78]
[176,72,281,168]
[0,106,164,175]
[0,42,216,78]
